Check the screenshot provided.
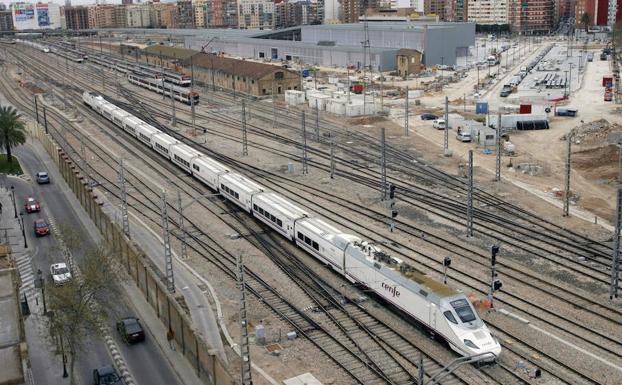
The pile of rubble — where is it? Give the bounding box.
[561,119,622,146]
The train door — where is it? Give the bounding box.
[429,303,437,329]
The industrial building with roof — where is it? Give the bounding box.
[92,21,475,71]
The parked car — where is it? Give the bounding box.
[500,89,511,97]
[556,108,578,117]
[50,262,71,285]
[24,197,41,213]
[116,317,145,344]
[432,119,446,129]
[420,113,438,121]
[93,366,122,385]
[33,218,50,237]
[456,130,472,142]
[36,172,50,184]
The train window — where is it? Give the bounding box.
[270,214,276,222]
[234,192,239,199]
[419,289,428,297]
[277,219,282,227]
[443,311,457,324]
[220,184,225,190]
[253,204,257,211]
[374,262,381,269]
[193,164,200,171]
[312,241,319,250]
[451,299,476,323]
[304,236,311,245]
[297,232,304,240]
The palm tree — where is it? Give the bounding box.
[0,105,26,164]
[581,12,591,33]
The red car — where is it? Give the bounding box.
[24,197,40,213]
[33,219,50,237]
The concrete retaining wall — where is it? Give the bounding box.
[29,123,236,385]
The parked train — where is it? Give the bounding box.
[50,48,84,63]
[82,91,501,361]
[127,73,199,105]
[16,39,50,53]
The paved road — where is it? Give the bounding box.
[12,142,182,385]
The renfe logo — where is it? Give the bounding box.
[381,282,400,297]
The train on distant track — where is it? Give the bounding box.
[16,39,49,53]
[127,73,199,105]
[82,91,501,361]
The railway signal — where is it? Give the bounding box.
[442,256,451,284]
[389,184,397,232]
[489,245,501,308]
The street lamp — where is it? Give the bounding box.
[10,185,16,218]
[37,269,46,314]
[19,211,27,249]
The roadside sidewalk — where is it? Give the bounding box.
[0,183,72,385]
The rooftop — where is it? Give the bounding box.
[142,44,198,60]
[182,53,299,79]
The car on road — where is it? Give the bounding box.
[420,113,438,120]
[456,130,472,142]
[33,218,50,237]
[93,366,122,385]
[116,317,145,344]
[36,172,50,184]
[24,197,41,213]
[432,119,446,129]
[50,262,71,285]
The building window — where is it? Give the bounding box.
[275,72,284,80]
[259,52,265,58]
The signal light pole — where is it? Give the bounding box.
[388,184,397,232]
[489,245,502,308]
[442,256,451,284]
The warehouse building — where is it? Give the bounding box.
[180,53,301,96]
[95,21,474,70]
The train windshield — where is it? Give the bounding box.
[450,299,476,323]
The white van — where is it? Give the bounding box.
[433,119,446,129]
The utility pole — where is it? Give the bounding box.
[241,99,248,156]
[444,96,449,153]
[467,150,474,237]
[160,190,175,293]
[272,85,277,130]
[329,132,335,179]
[404,86,409,136]
[100,65,105,93]
[237,254,253,385]
[611,186,621,299]
[495,113,501,182]
[169,83,177,127]
[563,135,572,217]
[43,107,48,134]
[191,98,196,136]
[176,190,188,260]
[301,112,308,175]
[381,127,387,200]
[34,96,39,124]
[118,159,130,238]
[315,99,320,142]
[417,354,425,385]
[80,134,88,186]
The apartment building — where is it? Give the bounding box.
[177,0,194,28]
[193,0,207,27]
[424,0,446,18]
[446,0,467,21]
[0,10,13,30]
[150,2,179,29]
[237,0,274,29]
[508,0,555,33]
[126,4,151,27]
[467,0,508,24]
[64,5,89,29]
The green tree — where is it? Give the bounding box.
[581,12,591,33]
[47,244,124,385]
[0,105,26,164]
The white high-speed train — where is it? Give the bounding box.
[16,39,49,53]
[82,91,501,360]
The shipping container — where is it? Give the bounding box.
[519,104,532,114]
[351,84,364,94]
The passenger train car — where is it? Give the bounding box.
[127,73,199,105]
[16,39,50,53]
[82,91,501,361]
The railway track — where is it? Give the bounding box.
[0,55,504,385]
[6,43,622,382]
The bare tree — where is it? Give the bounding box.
[47,243,124,385]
